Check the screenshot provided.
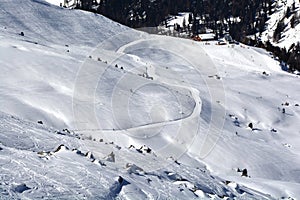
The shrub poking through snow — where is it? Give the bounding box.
[242,169,248,177]
[271,128,277,132]
[54,144,69,153]
[85,151,95,160]
[237,168,248,177]
[248,123,253,129]
[128,144,135,149]
[62,128,71,134]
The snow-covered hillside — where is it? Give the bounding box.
[262,0,300,49]
[1,0,300,199]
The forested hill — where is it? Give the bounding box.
[71,0,300,72]
[74,0,273,38]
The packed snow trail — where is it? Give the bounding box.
[73,33,226,168]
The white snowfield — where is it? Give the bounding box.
[0,0,300,199]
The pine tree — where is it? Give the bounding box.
[273,20,285,42]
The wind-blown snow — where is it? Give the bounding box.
[0,0,300,199]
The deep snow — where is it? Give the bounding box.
[1,0,300,199]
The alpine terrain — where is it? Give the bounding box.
[0,0,300,199]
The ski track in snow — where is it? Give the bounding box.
[0,0,300,199]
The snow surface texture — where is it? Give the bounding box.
[0,0,300,199]
[45,0,64,6]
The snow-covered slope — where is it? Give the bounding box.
[0,0,129,46]
[1,0,300,199]
[262,0,300,49]
[45,0,64,6]
[1,112,274,199]
[0,0,132,128]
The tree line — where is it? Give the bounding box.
[73,0,299,71]
[73,0,272,36]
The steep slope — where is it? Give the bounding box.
[0,0,132,128]
[0,0,300,199]
[0,0,129,46]
[262,0,300,49]
[1,112,274,199]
